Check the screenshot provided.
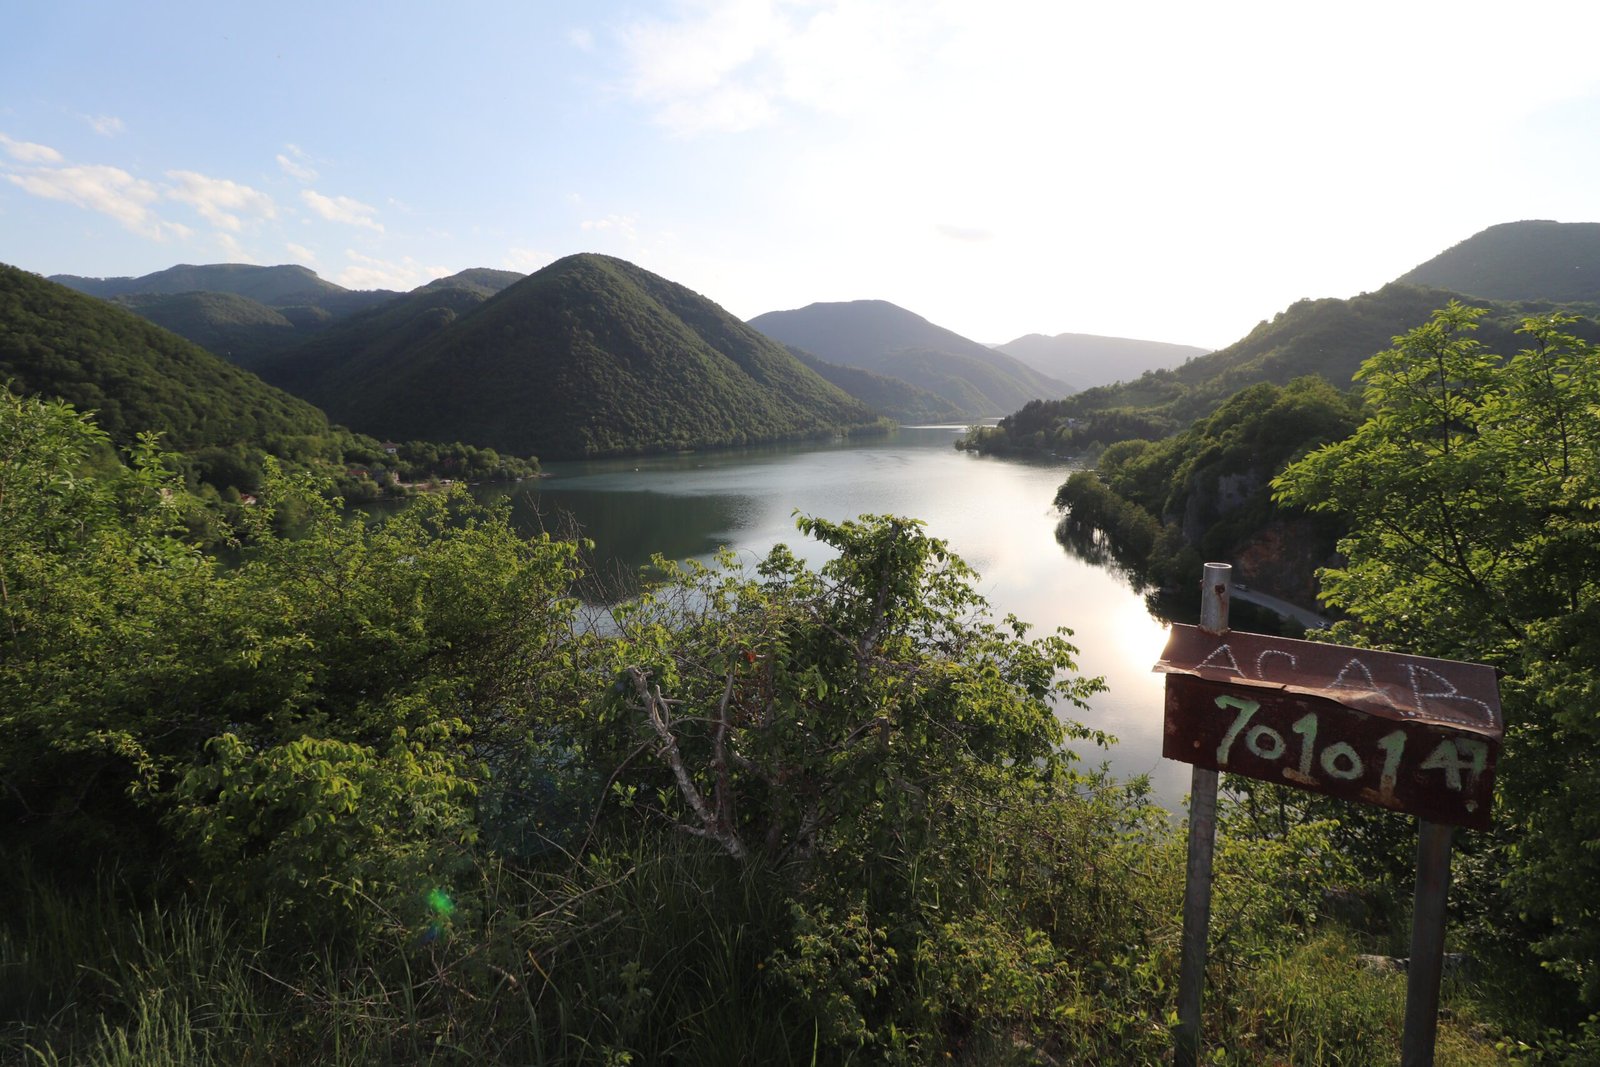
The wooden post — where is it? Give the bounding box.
[1401,820,1454,1066]
[1174,562,1230,1067]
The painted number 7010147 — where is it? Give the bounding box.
[1213,694,1489,796]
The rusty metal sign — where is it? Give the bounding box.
[1155,625,1502,830]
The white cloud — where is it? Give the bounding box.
[616,0,920,135]
[165,170,276,231]
[216,232,256,263]
[505,247,550,271]
[568,26,594,51]
[87,115,124,136]
[936,224,992,243]
[285,241,317,263]
[276,144,318,181]
[0,132,64,164]
[302,189,383,231]
[4,163,186,239]
[336,250,447,291]
[580,213,638,239]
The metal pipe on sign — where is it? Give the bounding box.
[1174,562,1230,1067]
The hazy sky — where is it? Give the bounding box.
[5,1,1600,348]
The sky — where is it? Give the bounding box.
[5,1,1600,349]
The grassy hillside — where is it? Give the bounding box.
[1,262,330,450]
[749,299,1070,416]
[1398,219,1600,303]
[291,253,881,458]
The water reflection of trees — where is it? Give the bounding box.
[1055,514,1301,637]
[1053,515,1151,588]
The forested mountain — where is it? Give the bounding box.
[417,268,525,297]
[112,290,302,368]
[786,345,966,423]
[255,284,499,394]
[992,331,1208,390]
[967,282,1600,455]
[55,262,527,371]
[748,299,1070,416]
[50,262,400,317]
[0,262,330,450]
[283,253,880,458]
[1397,219,1600,303]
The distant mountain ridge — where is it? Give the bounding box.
[748,299,1070,417]
[50,262,397,314]
[261,253,880,459]
[992,332,1209,391]
[53,263,527,370]
[1397,220,1600,304]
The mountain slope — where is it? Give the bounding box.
[256,283,498,395]
[112,291,300,368]
[291,254,879,458]
[0,263,329,449]
[53,263,526,371]
[968,282,1600,455]
[418,268,524,297]
[748,300,1070,416]
[993,332,1208,390]
[1397,220,1600,304]
[786,346,965,423]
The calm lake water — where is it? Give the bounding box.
[476,425,1185,805]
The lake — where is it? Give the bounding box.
[476,425,1186,806]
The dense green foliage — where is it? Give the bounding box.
[0,386,1522,1064]
[1,262,331,452]
[1275,306,1600,1026]
[288,253,884,459]
[1051,377,1362,600]
[749,299,1071,417]
[1398,220,1600,304]
[0,264,538,504]
[113,291,301,367]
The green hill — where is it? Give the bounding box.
[0,263,330,451]
[1397,219,1600,304]
[748,300,1071,416]
[280,253,881,458]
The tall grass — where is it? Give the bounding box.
[3,822,1522,1065]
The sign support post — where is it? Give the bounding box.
[1157,564,1499,1067]
[1174,562,1230,1067]
[1402,820,1454,1066]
